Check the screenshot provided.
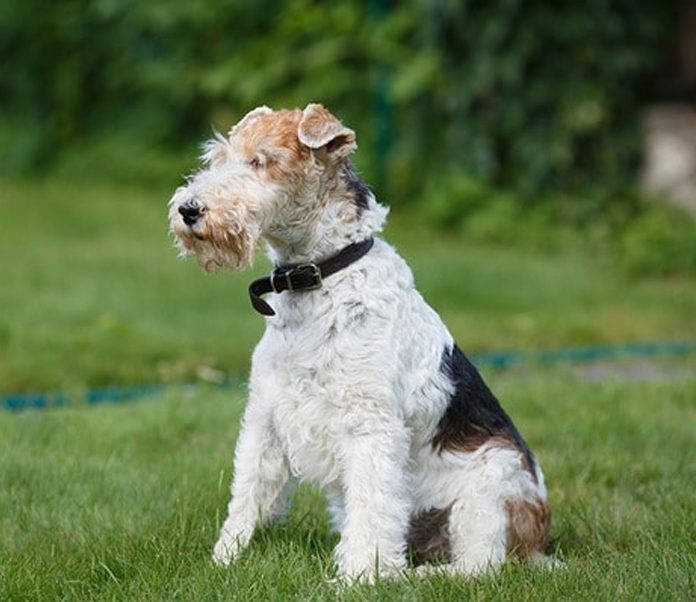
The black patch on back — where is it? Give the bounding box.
[433,344,535,471]
[340,162,371,212]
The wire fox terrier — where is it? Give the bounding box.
[168,103,555,581]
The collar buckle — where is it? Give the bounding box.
[289,263,322,291]
[271,263,322,293]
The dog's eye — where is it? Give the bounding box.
[248,156,263,169]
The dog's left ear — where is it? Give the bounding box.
[229,106,273,138]
[298,103,356,160]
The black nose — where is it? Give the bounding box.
[178,200,201,226]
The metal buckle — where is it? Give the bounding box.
[270,263,322,293]
[288,263,322,291]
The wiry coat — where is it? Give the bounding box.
[168,104,554,581]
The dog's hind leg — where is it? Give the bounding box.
[413,491,508,578]
[447,495,509,575]
[415,445,551,577]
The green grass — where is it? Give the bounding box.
[1,174,695,599]
[1,176,696,394]
[1,375,694,600]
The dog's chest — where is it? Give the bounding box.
[262,318,353,485]
[270,376,347,485]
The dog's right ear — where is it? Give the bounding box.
[298,103,356,160]
[229,106,273,137]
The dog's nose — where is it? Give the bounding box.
[178,200,201,226]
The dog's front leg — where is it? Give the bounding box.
[334,416,410,582]
[213,399,289,567]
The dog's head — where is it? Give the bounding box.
[168,103,357,272]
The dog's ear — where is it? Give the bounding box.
[298,103,356,160]
[229,106,273,137]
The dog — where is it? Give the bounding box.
[168,103,555,581]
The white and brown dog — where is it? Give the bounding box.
[168,104,556,581]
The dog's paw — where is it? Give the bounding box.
[212,528,252,567]
[412,563,451,579]
[329,567,408,587]
[331,568,376,587]
[331,557,408,586]
[211,538,236,567]
[530,553,567,570]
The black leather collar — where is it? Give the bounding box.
[248,238,375,316]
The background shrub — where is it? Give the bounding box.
[1,1,677,194]
[618,206,696,275]
[2,0,692,275]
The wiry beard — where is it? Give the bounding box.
[168,205,261,272]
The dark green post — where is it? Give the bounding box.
[369,0,393,197]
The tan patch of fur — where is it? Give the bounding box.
[432,428,489,454]
[340,198,359,222]
[197,217,254,271]
[170,204,256,272]
[433,432,537,482]
[233,108,361,227]
[505,497,551,559]
[235,109,310,182]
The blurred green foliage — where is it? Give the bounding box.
[618,205,696,275]
[1,0,676,193]
[3,0,694,275]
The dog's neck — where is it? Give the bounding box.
[264,164,388,266]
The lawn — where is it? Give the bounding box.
[1,174,695,600]
[1,376,694,600]
[1,175,696,395]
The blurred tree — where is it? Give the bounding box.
[0,0,680,205]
